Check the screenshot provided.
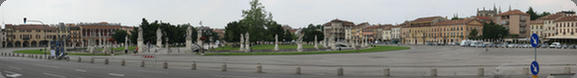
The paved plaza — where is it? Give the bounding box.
[1,45,576,78]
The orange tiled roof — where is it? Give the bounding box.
[323,19,355,26]
[554,16,577,22]
[411,16,444,23]
[497,10,529,16]
[434,19,481,26]
[537,13,565,20]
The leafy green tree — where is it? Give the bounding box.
[527,7,539,20]
[302,24,324,42]
[283,30,294,42]
[133,18,196,45]
[224,0,286,42]
[468,29,478,39]
[112,30,128,44]
[481,21,509,41]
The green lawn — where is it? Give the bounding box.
[14,49,118,56]
[204,46,410,56]
[210,44,315,51]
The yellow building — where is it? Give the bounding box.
[402,18,483,44]
[4,24,63,47]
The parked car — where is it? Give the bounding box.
[540,43,549,48]
[561,44,568,49]
[507,44,516,48]
[549,42,561,48]
[522,44,531,48]
[497,43,507,48]
[571,45,577,49]
[460,40,472,47]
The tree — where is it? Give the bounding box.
[133,18,193,45]
[302,24,324,42]
[481,21,509,41]
[468,29,478,40]
[224,0,285,42]
[527,7,539,20]
[112,30,128,44]
[526,7,552,20]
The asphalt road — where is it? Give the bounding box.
[0,56,362,78]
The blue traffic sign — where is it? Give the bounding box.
[530,33,539,48]
[530,61,539,75]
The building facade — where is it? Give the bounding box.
[79,22,123,47]
[402,18,483,45]
[3,24,61,47]
[494,10,531,38]
[549,16,577,43]
[323,19,355,43]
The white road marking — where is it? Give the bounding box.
[2,71,22,78]
[42,72,67,78]
[108,73,125,77]
[74,69,87,72]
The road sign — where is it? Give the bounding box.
[530,61,539,75]
[530,33,539,48]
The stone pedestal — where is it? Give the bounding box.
[274,34,279,51]
[137,27,144,54]
[156,28,163,48]
[314,35,318,49]
[296,34,304,52]
[244,33,250,52]
[240,34,244,51]
[185,26,193,50]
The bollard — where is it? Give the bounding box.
[478,68,484,77]
[337,67,344,76]
[77,57,82,63]
[430,68,437,77]
[191,61,197,70]
[221,63,227,72]
[523,67,529,75]
[565,67,571,74]
[163,61,168,69]
[121,59,126,66]
[140,60,145,67]
[256,63,263,73]
[104,59,109,65]
[90,58,95,64]
[296,65,301,75]
[384,68,390,77]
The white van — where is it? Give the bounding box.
[460,40,472,47]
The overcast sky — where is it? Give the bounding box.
[1,0,576,29]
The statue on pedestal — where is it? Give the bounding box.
[137,27,144,54]
[244,33,250,52]
[185,26,193,50]
[240,34,244,51]
[274,34,279,51]
[156,28,163,48]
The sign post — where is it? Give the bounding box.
[530,33,539,77]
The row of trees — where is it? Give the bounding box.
[111,18,218,45]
